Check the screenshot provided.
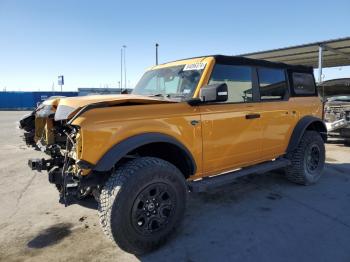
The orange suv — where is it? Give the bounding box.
[26,55,326,254]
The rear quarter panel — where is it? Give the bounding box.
[292,96,323,119]
[286,96,323,149]
[256,96,323,161]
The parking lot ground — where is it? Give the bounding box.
[0,111,349,262]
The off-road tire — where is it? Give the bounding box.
[98,157,187,255]
[285,130,325,185]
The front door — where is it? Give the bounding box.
[200,64,262,176]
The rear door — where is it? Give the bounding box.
[253,67,298,159]
[200,64,263,176]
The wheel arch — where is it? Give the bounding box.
[93,133,197,178]
[287,116,327,153]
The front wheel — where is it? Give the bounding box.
[285,130,325,185]
[98,157,187,255]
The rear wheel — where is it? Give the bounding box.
[285,131,325,185]
[98,157,187,255]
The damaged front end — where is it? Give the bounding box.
[19,97,67,155]
[319,79,350,141]
[28,125,103,205]
[25,93,175,206]
[324,97,350,139]
[19,111,36,146]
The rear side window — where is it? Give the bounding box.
[209,64,253,103]
[258,68,287,100]
[292,72,316,95]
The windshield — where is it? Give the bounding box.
[132,65,204,100]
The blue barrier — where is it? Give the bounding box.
[0,91,78,110]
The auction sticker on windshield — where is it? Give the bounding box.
[183,62,207,71]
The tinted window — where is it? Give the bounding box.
[292,72,316,95]
[258,68,287,100]
[209,64,253,103]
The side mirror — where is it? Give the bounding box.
[200,83,228,102]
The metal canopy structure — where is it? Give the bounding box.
[241,37,350,83]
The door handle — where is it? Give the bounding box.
[245,113,260,120]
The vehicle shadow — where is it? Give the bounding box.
[326,162,350,175]
[137,173,291,262]
[137,163,350,262]
[27,223,73,249]
[76,196,98,210]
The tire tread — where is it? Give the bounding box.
[285,130,325,185]
[98,157,186,254]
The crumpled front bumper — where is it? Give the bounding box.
[325,119,348,132]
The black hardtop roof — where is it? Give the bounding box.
[214,55,313,72]
[165,55,313,73]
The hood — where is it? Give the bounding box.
[327,95,350,102]
[325,96,350,107]
[35,97,64,118]
[42,96,66,107]
[54,94,176,121]
[318,78,350,99]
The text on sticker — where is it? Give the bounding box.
[183,62,207,71]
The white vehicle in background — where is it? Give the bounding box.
[320,78,350,144]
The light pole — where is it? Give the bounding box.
[123,45,127,89]
[155,43,159,65]
[120,48,123,92]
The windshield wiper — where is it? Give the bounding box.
[149,93,166,97]
[148,93,187,101]
[168,94,186,98]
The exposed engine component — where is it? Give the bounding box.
[27,126,98,206]
[324,97,350,140]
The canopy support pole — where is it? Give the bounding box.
[318,45,324,83]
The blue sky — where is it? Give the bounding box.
[0,0,350,91]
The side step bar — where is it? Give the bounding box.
[188,158,291,193]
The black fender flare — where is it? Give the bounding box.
[93,133,197,173]
[287,116,327,153]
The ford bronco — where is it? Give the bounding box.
[23,55,326,254]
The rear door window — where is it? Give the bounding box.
[292,72,316,95]
[257,68,288,100]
